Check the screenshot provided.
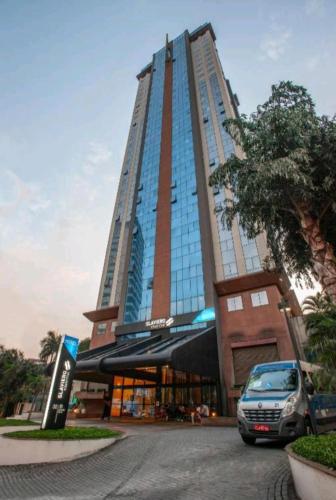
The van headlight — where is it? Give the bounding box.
[282,396,297,417]
[237,405,245,418]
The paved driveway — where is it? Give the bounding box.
[0,425,295,500]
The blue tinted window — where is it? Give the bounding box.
[124,48,166,323]
[170,34,205,316]
[198,79,238,279]
[207,73,261,275]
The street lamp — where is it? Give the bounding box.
[278,297,318,435]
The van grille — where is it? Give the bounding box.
[243,409,282,422]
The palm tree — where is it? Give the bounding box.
[39,331,61,363]
[303,294,336,392]
[304,308,336,370]
[302,292,333,314]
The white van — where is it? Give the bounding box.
[237,360,336,444]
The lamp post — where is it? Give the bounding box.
[278,297,318,435]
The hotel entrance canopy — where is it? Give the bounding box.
[75,327,218,384]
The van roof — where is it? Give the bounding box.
[252,360,320,373]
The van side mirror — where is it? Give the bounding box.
[305,381,315,395]
[240,385,245,395]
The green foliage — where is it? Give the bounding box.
[302,293,334,314]
[210,81,336,285]
[311,369,336,394]
[304,301,336,371]
[0,345,47,417]
[4,427,122,440]
[0,346,46,417]
[292,434,336,469]
[0,418,37,427]
[78,338,91,353]
[303,292,336,392]
[39,331,61,363]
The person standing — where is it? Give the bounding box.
[195,405,202,425]
[200,403,209,418]
[101,392,111,421]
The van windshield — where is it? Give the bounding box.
[246,368,298,392]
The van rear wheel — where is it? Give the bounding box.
[241,435,256,445]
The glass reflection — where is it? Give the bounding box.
[123,47,166,323]
[170,33,205,316]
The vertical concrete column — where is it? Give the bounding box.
[151,52,172,319]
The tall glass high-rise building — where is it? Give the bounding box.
[76,24,299,417]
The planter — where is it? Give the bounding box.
[286,443,336,500]
[0,426,120,466]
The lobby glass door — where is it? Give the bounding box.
[110,367,218,417]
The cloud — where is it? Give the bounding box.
[260,29,291,61]
[305,0,325,16]
[82,142,113,175]
[0,141,119,357]
[0,169,50,217]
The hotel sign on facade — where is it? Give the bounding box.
[145,317,175,330]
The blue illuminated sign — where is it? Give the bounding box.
[192,307,216,324]
[64,335,79,360]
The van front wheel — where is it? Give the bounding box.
[241,435,256,445]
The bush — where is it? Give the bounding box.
[292,434,336,469]
[4,426,122,440]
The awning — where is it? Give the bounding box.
[75,327,219,383]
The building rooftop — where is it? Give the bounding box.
[136,22,215,80]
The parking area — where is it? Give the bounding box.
[0,425,296,499]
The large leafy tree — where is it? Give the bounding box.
[39,330,61,363]
[0,346,45,417]
[210,81,336,301]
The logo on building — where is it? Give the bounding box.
[145,317,175,330]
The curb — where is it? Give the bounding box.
[0,433,126,468]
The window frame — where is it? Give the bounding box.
[251,290,269,307]
[227,295,243,312]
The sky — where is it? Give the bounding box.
[0,0,335,357]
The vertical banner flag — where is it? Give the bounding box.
[41,335,79,430]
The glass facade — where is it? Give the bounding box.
[121,27,261,325]
[209,72,235,159]
[207,71,261,275]
[110,368,218,418]
[124,48,166,322]
[238,223,262,273]
[170,34,205,316]
[198,78,238,278]
[101,219,121,306]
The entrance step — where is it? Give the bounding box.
[69,416,238,427]
[202,417,237,427]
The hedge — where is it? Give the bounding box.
[292,434,336,470]
[4,427,122,440]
